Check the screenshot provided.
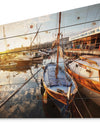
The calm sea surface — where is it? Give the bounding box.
[0,53,99,118]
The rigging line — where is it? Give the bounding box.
[77,90,92,118]
[0,68,41,108]
[30,24,41,48]
[30,68,40,87]
[72,100,83,118]
[0,19,99,41]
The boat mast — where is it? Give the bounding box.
[3,25,7,52]
[55,12,61,78]
[30,25,41,55]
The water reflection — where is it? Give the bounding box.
[0,53,56,118]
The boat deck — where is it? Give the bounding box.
[76,58,100,70]
[44,63,75,93]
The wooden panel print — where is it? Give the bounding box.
[0,3,100,118]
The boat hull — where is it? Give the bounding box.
[65,66,100,106]
[47,93,69,117]
[42,79,73,116]
[14,56,43,66]
[42,62,77,115]
[31,56,43,61]
[78,83,100,106]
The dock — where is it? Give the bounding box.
[64,49,100,57]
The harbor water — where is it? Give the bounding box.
[0,53,99,118]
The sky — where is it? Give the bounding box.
[0,3,100,52]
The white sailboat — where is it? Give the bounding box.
[65,55,100,106]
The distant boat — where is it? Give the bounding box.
[11,24,43,66]
[46,48,57,55]
[12,54,43,66]
[65,55,100,106]
[38,50,49,57]
[41,12,77,116]
[0,62,17,70]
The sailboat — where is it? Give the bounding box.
[65,55,100,106]
[13,53,43,65]
[11,25,43,66]
[41,12,78,115]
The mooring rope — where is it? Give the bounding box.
[0,68,41,108]
[77,90,93,118]
[30,68,40,86]
[72,100,83,118]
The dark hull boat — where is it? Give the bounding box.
[42,63,77,115]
